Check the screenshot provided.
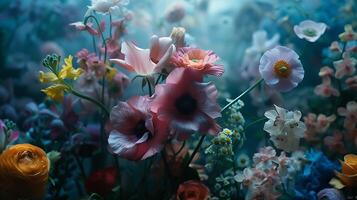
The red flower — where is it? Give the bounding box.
[150,68,221,139]
[85,167,118,197]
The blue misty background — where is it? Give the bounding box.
[0,0,356,199]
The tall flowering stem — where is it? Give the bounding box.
[83,15,108,61]
[221,78,263,112]
[186,78,263,167]
[70,89,110,117]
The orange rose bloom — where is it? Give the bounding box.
[175,180,210,200]
[336,154,357,187]
[0,144,50,199]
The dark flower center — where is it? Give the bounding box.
[175,93,197,115]
[134,120,148,139]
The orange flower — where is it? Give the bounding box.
[0,144,50,199]
[175,180,210,200]
[336,154,357,187]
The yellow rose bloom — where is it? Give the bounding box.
[39,71,58,83]
[336,154,357,187]
[58,55,83,80]
[41,84,69,102]
[0,144,50,199]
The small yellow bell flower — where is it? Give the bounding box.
[106,66,118,81]
[39,71,58,83]
[41,84,69,102]
[58,55,83,80]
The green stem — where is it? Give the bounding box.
[70,89,110,117]
[147,77,153,96]
[84,15,107,62]
[185,134,205,168]
[185,79,264,168]
[221,78,263,112]
[244,117,266,130]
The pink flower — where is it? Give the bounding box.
[109,71,130,98]
[171,47,224,77]
[150,68,221,139]
[108,96,169,160]
[346,76,357,90]
[318,66,334,77]
[303,113,336,142]
[329,41,342,52]
[314,77,340,97]
[338,101,357,130]
[333,52,357,79]
[76,49,106,76]
[324,131,347,154]
[110,38,175,76]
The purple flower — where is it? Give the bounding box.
[259,46,304,92]
[294,20,327,42]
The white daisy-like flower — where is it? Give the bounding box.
[263,105,306,152]
[86,0,129,15]
[293,20,327,42]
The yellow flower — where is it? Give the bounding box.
[0,144,49,199]
[39,71,58,83]
[41,84,69,102]
[58,55,83,80]
[335,154,357,187]
[106,65,118,81]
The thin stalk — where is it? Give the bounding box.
[84,15,107,62]
[244,117,266,130]
[185,134,205,168]
[147,77,153,96]
[186,78,264,167]
[70,89,110,117]
[221,78,263,112]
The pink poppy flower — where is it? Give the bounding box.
[314,77,340,97]
[171,47,224,77]
[338,101,357,130]
[108,96,169,160]
[324,131,347,154]
[334,52,357,79]
[110,37,175,76]
[150,68,221,139]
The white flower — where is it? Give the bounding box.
[86,0,129,15]
[294,20,327,42]
[236,153,250,168]
[263,105,306,152]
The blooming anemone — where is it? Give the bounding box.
[0,144,49,199]
[108,96,169,160]
[171,47,224,77]
[150,68,221,138]
[259,46,304,92]
[293,20,327,42]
